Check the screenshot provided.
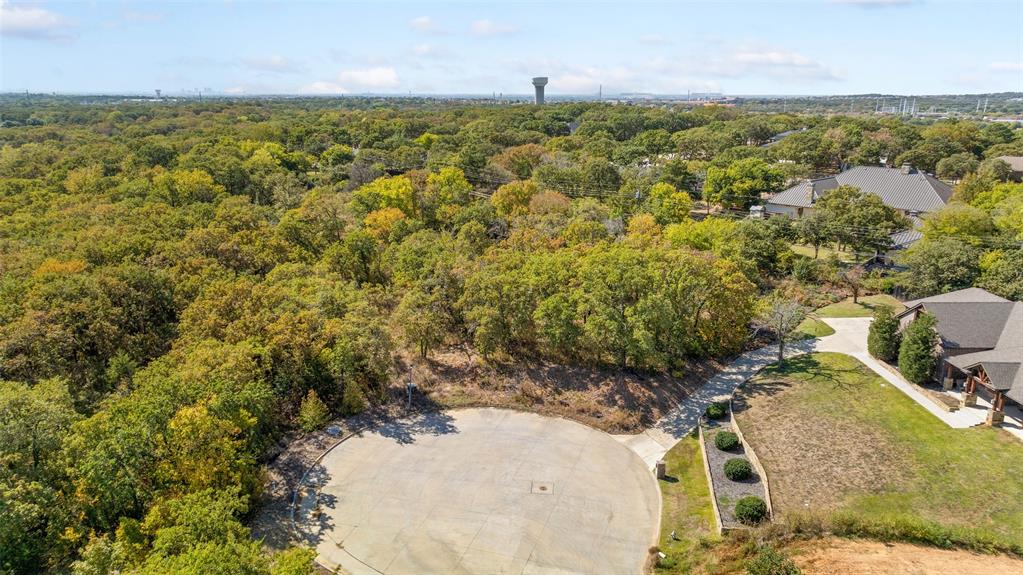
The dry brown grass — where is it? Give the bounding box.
[400,345,721,434]
[732,375,911,512]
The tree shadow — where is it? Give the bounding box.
[371,408,459,445]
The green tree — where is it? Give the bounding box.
[298,390,329,432]
[491,180,538,219]
[867,305,901,362]
[394,286,445,358]
[977,249,1023,301]
[795,211,829,258]
[703,158,783,210]
[935,152,979,182]
[898,237,981,298]
[898,312,938,385]
[646,182,693,225]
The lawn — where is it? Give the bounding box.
[789,243,857,262]
[733,352,1023,553]
[815,294,905,318]
[793,316,835,340]
[654,433,719,574]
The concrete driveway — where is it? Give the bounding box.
[295,408,659,575]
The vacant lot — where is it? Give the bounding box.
[411,347,721,434]
[816,294,905,317]
[734,352,1023,550]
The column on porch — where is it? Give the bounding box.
[942,362,955,391]
[962,374,978,407]
[986,391,1006,426]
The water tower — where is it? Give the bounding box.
[532,77,548,105]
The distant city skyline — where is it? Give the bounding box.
[1,0,1021,96]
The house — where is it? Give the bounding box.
[766,164,953,252]
[994,156,1023,182]
[765,164,953,220]
[897,287,1023,426]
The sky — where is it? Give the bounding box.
[1,0,1021,96]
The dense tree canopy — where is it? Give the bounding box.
[0,95,1020,573]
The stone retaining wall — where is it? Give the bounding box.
[727,400,774,519]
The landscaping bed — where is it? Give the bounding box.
[701,422,768,530]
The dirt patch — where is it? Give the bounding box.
[789,538,1023,575]
[410,345,720,434]
[732,378,909,511]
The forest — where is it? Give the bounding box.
[1,96,1022,574]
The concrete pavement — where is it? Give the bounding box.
[295,408,660,575]
[614,338,817,469]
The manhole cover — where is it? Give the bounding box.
[531,481,553,494]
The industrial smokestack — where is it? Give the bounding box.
[532,77,548,105]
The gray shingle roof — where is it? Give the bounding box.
[905,291,1023,404]
[904,287,1010,307]
[768,165,952,213]
[996,156,1023,172]
[917,302,1016,349]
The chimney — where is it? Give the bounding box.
[807,181,815,203]
[901,163,913,175]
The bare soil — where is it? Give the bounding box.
[790,538,1023,575]
[407,345,721,434]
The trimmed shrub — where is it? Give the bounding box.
[745,544,801,575]
[867,304,901,362]
[705,402,728,420]
[734,495,768,525]
[724,457,753,481]
[715,431,740,451]
[898,312,938,384]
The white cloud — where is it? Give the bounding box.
[242,55,305,74]
[470,19,518,37]
[639,34,671,46]
[989,62,1023,73]
[0,1,74,41]
[300,81,348,94]
[337,66,400,89]
[411,43,451,59]
[703,47,841,81]
[409,15,444,33]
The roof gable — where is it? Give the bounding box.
[768,165,952,213]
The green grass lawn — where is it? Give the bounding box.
[655,433,719,574]
[790,243,856,262]
[793,316,835,340]
[735,352,1023,554]
[815,294,905,318]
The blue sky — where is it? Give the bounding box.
[1,0,1021,96]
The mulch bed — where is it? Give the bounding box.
[701,421,767,530]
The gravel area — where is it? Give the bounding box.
[701,421,767,529]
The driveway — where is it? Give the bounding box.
[295,408,660,575]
